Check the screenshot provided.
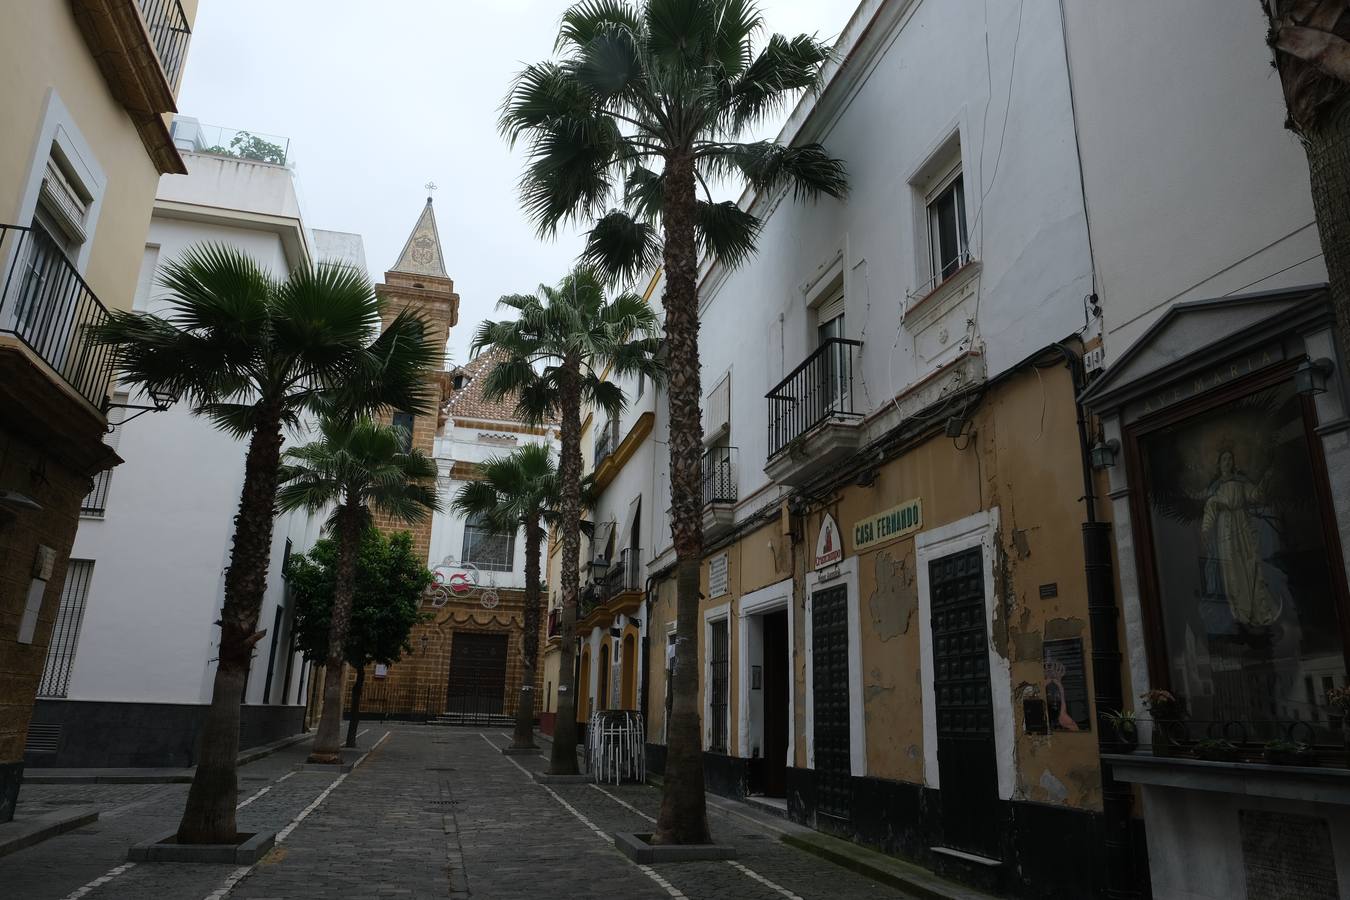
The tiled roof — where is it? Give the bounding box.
[443,347,555,427]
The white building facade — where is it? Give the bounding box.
[26,125,363,768]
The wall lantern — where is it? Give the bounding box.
[590,556,611,581]
[1295,357,1335,396]
[1090,438,1120,470]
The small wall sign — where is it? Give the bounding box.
[852,498,923,553]
[709,554,729,598]
[814,513,844,570]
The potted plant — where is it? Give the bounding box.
[1103,709,1139,752]
[1193,738,1239,763]
[1141,689,1185,757]
[1263,739,1316,766]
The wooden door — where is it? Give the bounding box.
[930,547,1001,858]
[446,632,508,717]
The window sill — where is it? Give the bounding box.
[904,259,981,322]
[1103,751,1350,805]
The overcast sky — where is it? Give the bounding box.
[176,0,853,362]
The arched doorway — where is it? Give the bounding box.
[597,641,611,711]
[577,648,591,722]
[620,632,637,709]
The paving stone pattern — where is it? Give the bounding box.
[0,726,916,899]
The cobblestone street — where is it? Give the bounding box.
[1,727,919,899]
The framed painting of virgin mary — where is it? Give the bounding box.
[1130,373,1350,745]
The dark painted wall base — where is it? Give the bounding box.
[783,765,1150,900]
[25,700,306,769]
[642,744,750,798]
[0,760,20,823]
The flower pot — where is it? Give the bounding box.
[1150,721,1179,758]
[1112,719,1139,752]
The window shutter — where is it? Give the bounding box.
[39,158,91,244]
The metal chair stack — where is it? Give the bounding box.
[586,709,645,785]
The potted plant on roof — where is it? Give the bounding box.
[1141,689,1185,757]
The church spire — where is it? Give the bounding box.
[390,194,448,278]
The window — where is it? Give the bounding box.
[1136,377,1348,744]
[37,560,95,698]
[709,618,729,752]
[462,512,515,572]
[927,169,968,284]
[391,412,415,453]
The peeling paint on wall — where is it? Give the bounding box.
[867,547,916,641]
[1044,616,1086,641]
[1039,769,1070,803]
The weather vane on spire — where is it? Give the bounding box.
[424,181,438,202]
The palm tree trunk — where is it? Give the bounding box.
[1300,96,1350,368]
[512,517,544,749]
[654,153,712,846]
[549,368,583,775]
[345,666,365,749]
[310,503,362,763]
[176,404,285,845]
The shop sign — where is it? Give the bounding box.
[852,498,923,552]
[814,513,844,570]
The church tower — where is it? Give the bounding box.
[374,195,458,561]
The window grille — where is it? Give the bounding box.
[462,513,515,572]
[392,412,415,453]
[37,560,95,698]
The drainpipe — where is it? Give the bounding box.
[639,574,659,740]
[1049,342,1137,899]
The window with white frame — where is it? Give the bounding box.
[926,166,969,286]
[461,513,515,571]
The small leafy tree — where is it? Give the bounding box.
[205,131,288,165]
[286,529,432,747]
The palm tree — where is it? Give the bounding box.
[501,0,847,844]
[92,245,437,844]
[1265,3,1350,366]
[452,443,564,750]
[277,418,440,763]
[473,267,660,775]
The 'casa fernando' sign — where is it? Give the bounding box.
[853,498,923,552]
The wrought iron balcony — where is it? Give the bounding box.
[702,446,738,506]
[599,547,642,604]
[766,338,863,458]
[593,417,620,468]
[1,225,115,412]
[139,0,192,90]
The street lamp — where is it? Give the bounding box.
[1090,439,1120,470]
[1295,357,1335,396]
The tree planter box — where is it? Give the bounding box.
[613,831,737,863]
[128,830,275,864]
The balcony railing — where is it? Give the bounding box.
[1,225,115,411]
[139,0,192,89]
[170,118,292,167]
[599,547,642,604]
[594,418,620,468]
[766,338,862,458]
[702,446,738,506]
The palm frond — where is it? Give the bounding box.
[696,199,761,268]
[582,211,662,285]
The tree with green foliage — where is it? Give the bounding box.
[472,267,660,775]
[92,245,437,845]
[501,0,847,844]
[286,529,432,748]
[277,418,440,763]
